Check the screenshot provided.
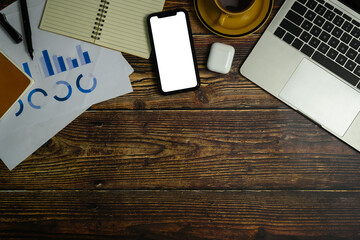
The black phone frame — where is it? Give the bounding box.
[147,9,200,95]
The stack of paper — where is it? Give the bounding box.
[0,0,133,170]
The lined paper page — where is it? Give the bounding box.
[40,0,100,43]
[96,0,165,59]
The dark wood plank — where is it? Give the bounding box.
[95,35,285,110]
[1,110,359,190]
[96,0,286,110]
[0,0,15,9]
[1,0,287,110]
[2,0,359,239]
[0,0,284,35]
[0,190,359,239]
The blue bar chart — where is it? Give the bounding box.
[22,45,92,77]
[22,62,32,77]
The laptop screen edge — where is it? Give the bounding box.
[338,0,360,14]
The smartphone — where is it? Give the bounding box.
[147,9,200,95]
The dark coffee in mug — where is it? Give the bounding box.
[216,0,254,13]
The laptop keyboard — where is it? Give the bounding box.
[274,0,360,89]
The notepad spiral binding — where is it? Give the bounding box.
[91,0,109,40]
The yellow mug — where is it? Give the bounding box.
[214,0,256,26]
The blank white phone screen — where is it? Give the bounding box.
[150,11,198,93]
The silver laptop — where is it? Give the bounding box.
[241,0,360,151]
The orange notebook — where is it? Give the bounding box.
[0,51,33,120]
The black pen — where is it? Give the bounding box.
[19,0,33,59]
[0,13,22,43]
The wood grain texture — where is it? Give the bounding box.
[1,190,360,239]
[0,110,359,190]
[91,0,285,111]
[2,0,360,239]
[93,35,285,111]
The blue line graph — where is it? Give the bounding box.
[22,45,92,77]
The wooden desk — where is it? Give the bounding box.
[1,0,360,239]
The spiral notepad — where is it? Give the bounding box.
[39,0,165,59]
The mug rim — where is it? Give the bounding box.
[194,0,273,38]
[214,0,256,15]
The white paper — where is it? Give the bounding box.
[0,108,87,170]
[0,0,133,123]
[0,0,134,170]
